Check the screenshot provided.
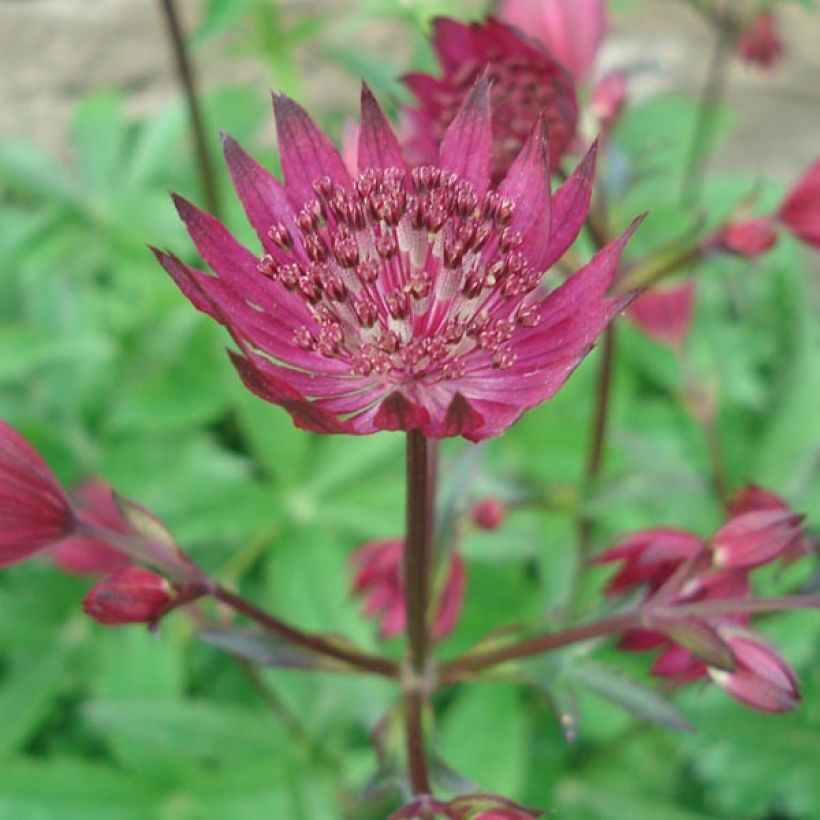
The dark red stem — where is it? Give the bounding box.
[212,585,398,678]
[158,0,221,217]
[404,692,432,795]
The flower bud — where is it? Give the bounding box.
[627,280,695,348]
[736,11,786,70]
[713,218,779,257]
[83,566,174,626]
[51,479,130,575]
[712,508,804,570]
[0,420,75,568]
[471,497,506,531]
[779,159,820,248]
[709,631,799,713]
[591,70,627,132]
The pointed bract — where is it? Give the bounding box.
[779,159,820,247]
[0,421,75,568]
[627,279,695,348]
[357,83,406,173]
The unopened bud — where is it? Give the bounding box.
[712,509,803,570]
[713,218,778,257]
[83,567,174,626]
[471,497,506,531]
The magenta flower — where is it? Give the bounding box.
[627,280,695,349]
[402,18,578,182]
[711,507,805,571]
[779,159,820,247]
[83,566,174,626]
[51,479,131,575]
[156,80,637,440]
[499,0,608,79]
[736,11,786,69]
[713,217,779,257]
[0,420,75,568]
[708,631,800,713]
[350,538,465,639]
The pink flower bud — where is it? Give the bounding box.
[709,631,799,713]
[714,218,779,257]
[591,70,627,132]
[779,159,820,248]
[350,540,466,639]
[712,508,804,570]
[51,479,130,575]
[593,528,703,595]
[500,0,608,78]
[83,566,174,626]
[627,280,695,348]
[0,420,75,568]
[471,497,506,530]
[736,12,786,70]
[727,484,791,517]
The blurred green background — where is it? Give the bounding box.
[1,0,819,817]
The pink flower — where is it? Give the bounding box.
[403,18,578,182]
[471,496,506,530]
[711,508,805,570]
[627,280,695,349]
[51,480,131,575]
[83,566,174,626]
[713,217,779,257]
[500,0,608,79]
[0,420,75,568]
[590,70,627,133]
[736,11,786,69]
[155,80,638,441]
[779,159,820,248]
[592,528,704,595]
[350,539,465,639]
[708,631,800,713]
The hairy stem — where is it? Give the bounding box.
[158,0,221,217]
[212,585,398,678]
[440,611,641,684]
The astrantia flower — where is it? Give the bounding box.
[403,18,578,182]
[51,479,131,575]
[736,11,786,69]
[350,538,465,639]
[0,420,75,567]
[500,0,608,79]
[83,566,174,626]
[713,217,779,257]
[155,79,637,441]
[779,159,820,247]
[627,280,695,349]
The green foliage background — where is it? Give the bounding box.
[0,1,818,817]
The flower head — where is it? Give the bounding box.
[471,496,507,530]
[711,507,804,570]
[627,280,695,349]
[156,80,637,440]
[83,566,174,626]
[51,479,131,575]
[779,159,820,247]
[713,217,779,257]
[500,0,608,79]
[403,18,578,182]
[0,420,75,568]
[350,538,465,639]
[736,11,786,69]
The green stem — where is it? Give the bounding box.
[158,0,222,217]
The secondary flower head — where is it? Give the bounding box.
[471,496,507,530]
[156,80,638,440]
[499,0,608,79]
[779,159,820,247]
[627,280,695,349]
[51,479,131,575]
[403,18,578,183]
[713,217,779,257]
[736,11,786,69]
[350,538,465,639]
[0,420,75,568]
[83,566,174,626]
[590,69,627,133]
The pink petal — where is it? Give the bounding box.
[627,280,695,348]
[357,83,406,173]
[437,71,493,199]
[373,392,431,432]
[272,93,352,210]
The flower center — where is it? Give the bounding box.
[257,166,542,383]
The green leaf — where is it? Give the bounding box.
[70,92,128,198]
[563,660,693,732]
